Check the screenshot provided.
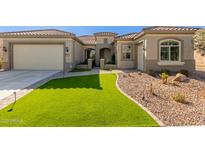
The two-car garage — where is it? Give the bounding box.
[0,29,79,71]
[13,44,64,71]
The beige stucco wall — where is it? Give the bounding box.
[116,41,135,69]
[135,34,195,71]
[74,41,83,64]
[96,36,114,44]
[145,34,194,60]
[0,38,76,71]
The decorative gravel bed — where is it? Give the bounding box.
[117,72,205,126]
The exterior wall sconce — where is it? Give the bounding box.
[3,46,7,52]
[142,45,145,50]
[65,47,70,56]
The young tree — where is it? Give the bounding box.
[194,29,205,55]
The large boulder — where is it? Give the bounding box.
[199,88,205,99]
[172,73,188,82]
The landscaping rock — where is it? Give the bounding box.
[198,88,205,99]
[118,72,205,126]
[172,73,188,82]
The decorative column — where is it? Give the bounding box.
[88,59,93,69]
[100,59,105,69]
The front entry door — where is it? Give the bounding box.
[137,44,144,71]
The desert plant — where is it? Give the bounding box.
[160,72,169,84]
[172,93,187,104]
[178,69,189,77]
[149,83,155,95]
[160,69,170,75]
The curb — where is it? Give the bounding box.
[115,73,165,127]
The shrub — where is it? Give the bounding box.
[178,69,189,77]
[160,69,171,75]
[160,72,169,84]
[80,60,88,65]
[106,61,114,64]
[147,69,156,77]
[172,93,187,104]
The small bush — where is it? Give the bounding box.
[172,93,187,104]
[147,69,156,77]
[80,60,88,65]
[106,61,115,64]
[160,72,169,84]
[178,69,189,77]
[160,69,171,75]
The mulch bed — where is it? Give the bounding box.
[117,72,205,126]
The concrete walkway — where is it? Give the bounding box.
[60,69,124,78]
[0,70,61,110]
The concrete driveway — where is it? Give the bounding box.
[0,70,60,100]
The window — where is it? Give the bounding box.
[159,39,181,62]
[122,44,132,60]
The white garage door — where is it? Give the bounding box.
[13,44,64,70]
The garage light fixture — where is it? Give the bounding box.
[65,47,69,53]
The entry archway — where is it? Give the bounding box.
[99,48,112,63]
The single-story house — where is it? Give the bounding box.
[0,26,199,72]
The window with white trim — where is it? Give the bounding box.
[159,39,181,61]
[122,44,132,60]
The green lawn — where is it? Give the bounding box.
[0,74,159,126]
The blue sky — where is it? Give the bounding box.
[0,26,203,36]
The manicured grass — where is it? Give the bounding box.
[0,74,159,126]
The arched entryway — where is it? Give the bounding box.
[84,48,95,60]
[99,48,112,63]
[84,48,96,67]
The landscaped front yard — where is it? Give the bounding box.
[0,74,158,127]
[118,72,205,126]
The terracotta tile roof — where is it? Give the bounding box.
[143,26,199,32]
[78,35,96,45]
[0,29,76,38]
[94,32,118,36]
[116,32,138,41]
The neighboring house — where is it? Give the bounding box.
[194,49,205,70]
[0,26,199,72]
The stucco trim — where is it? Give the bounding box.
[157,61,185,66]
